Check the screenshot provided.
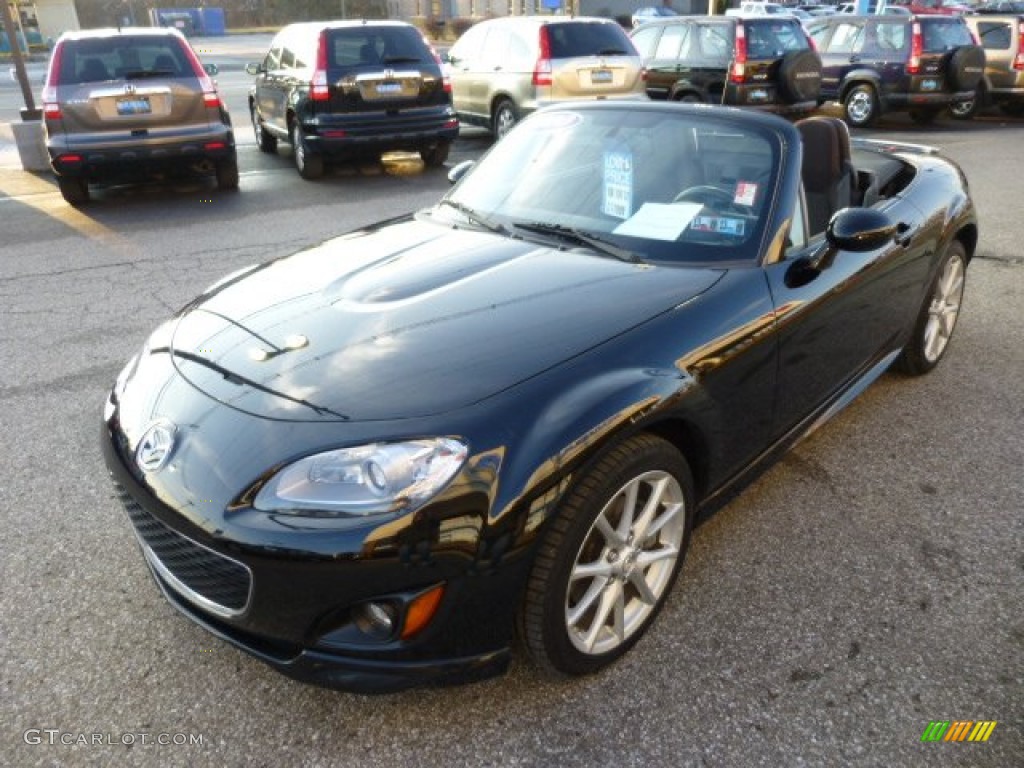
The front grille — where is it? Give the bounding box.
[113,483,251,617]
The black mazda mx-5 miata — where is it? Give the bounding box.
[103,103,976,693]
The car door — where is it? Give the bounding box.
[255,41,287,136]
[644,23,688,99]
[447,23,491,120]
[815,20,867,101]
[762,192,927,436]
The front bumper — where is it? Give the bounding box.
[101,401,525,693]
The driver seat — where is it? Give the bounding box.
[796,116,855,236]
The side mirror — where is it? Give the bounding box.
[203,63,219,76]
[245,62,263,76]
[825,207,898,253]
[447,160,475,186]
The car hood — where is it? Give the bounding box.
[167,218,723,421]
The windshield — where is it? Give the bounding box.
[442,108,779,264]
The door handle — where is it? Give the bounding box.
[895,222,914,247]
[848,55,861,64]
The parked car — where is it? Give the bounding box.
[630,15,822,114]
[886,0,972,15]
[726,2,795,16]
[953,13,1024,118]
[246,21,458,179]
[103,101,977,693]
[632,6,679,28]
[806,13,985,126]
[41,27,236,205]
[973,0,1024,13]
[446,16,645,139]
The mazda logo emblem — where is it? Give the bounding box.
[136,420,177,472]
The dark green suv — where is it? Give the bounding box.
[806,14,986,127]
[630,15,823,114]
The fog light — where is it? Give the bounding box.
[353,601,398,640]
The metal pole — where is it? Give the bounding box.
[2,0,39,119]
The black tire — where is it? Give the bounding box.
[909,108,940,126]
[843,83,880,128]
[215,152,239,190]
[893,240,967,376]
[492,98,518,140]
[674,91,703,104]
[518,433,695,677]
[949,83,983,121]
[291,122,323,180]
[251,107,277,154]
[420,139,451,168]
[999,101,1024,117]
[946,45,985,93]
[57,176,89,206]
[778,49,822,104]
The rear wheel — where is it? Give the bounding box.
[292,123,323,180]
[843,84,879,128]
[215,152,239,190]
[492,98,518,140]
[893,240,967,376]
[518,434,694,677]
[949,93,980,121]
[57,176,89,206]
[251,107,277,153]
[420,140,451,168]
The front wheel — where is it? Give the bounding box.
[518,434,695,677]
[251,107,277,153]
[893,240,967,376]
[843,84,880,128]
[292,123,324,180]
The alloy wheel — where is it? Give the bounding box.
[923,250,965,363]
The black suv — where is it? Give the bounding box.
[41,27,236,205]
[247,21,458,180]
[630,15,823,114]
[806,14,985,127]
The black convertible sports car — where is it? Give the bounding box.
[103,103,976,693]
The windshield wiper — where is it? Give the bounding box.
[381,55,421,64]
[123,69,174,79]
[597,48,628,56]
[511,222,644,264]
[436,199,513,237]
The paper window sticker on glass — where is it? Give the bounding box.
[602,148,633,220]
[734,182,758,207]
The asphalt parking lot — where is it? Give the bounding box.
[1,32,1022,768]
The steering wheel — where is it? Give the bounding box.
[672,185,743,212]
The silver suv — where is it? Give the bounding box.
[42,27,236,205]
[447,16,646,139]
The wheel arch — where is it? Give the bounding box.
[839,74,882,104]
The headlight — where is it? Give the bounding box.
[253,438,468,517]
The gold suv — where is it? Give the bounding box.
[447,16,646,139]
[955,14,1024,118]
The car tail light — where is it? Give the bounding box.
[177,37,222,108]
[57,153,82,165]
[533,26,552,87]
[731,22,748,83]
[424,37,452,93]
[311,29,330,102]
[1016,23,1024,70]
[804,28,818,53]
[42,41,65,121]
[908,21,923,75]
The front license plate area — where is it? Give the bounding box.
[116,96,152,116]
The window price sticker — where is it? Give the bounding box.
[734,181,758,207]
[602,149,633,219]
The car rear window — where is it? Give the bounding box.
[921,20,974,52]
[57,36,189,85]
[546,22,635,58]
[745,20,811,58]
[327,26,430,68]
